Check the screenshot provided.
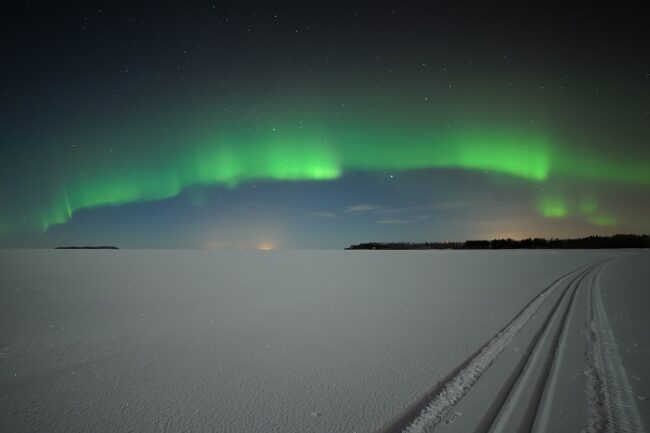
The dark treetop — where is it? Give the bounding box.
[346,235,650,250]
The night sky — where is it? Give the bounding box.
[1,2,649,249]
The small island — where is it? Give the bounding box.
[345,234,650,250]
[55,246,119,249]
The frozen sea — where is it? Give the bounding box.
[0,249,647,432]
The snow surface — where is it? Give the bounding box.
[599,252,650,430]
[0,249,646,432]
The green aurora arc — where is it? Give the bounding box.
[5,120,650,233]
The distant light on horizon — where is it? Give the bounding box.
[203,240,277,250]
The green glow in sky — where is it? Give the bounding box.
[537,195,568,218]
[536,192,620,227]
[25,125,551,232]
[2,118,647,233]
[589,214,617,227]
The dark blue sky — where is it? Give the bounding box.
[1,2,649,248]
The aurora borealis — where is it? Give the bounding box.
[1,2,649,248]
[26,123,650,233]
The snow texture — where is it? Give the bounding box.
[0,250,646,433]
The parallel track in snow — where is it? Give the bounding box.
[376,258,646,433]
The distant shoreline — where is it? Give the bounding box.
[345,234,649,250]
[55,246,119,250]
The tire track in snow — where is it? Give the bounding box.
[586,263,646,433]
[375,260,599,433]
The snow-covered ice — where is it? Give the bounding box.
[0,250,647,432]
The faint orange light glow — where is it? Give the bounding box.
[256,242,275,251]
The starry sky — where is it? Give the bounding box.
[1,2,649,249]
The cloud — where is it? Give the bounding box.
[375,201,471,215]
[376,219,413,224]
[344,201,470,218]
[345,204,383,213]
[307,211,337,218]
[431,200,472,210]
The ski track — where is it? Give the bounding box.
[487,260,595,433]
[399,261,597,433]
[377,257,646,433]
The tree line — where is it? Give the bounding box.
[345,234,650,250]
